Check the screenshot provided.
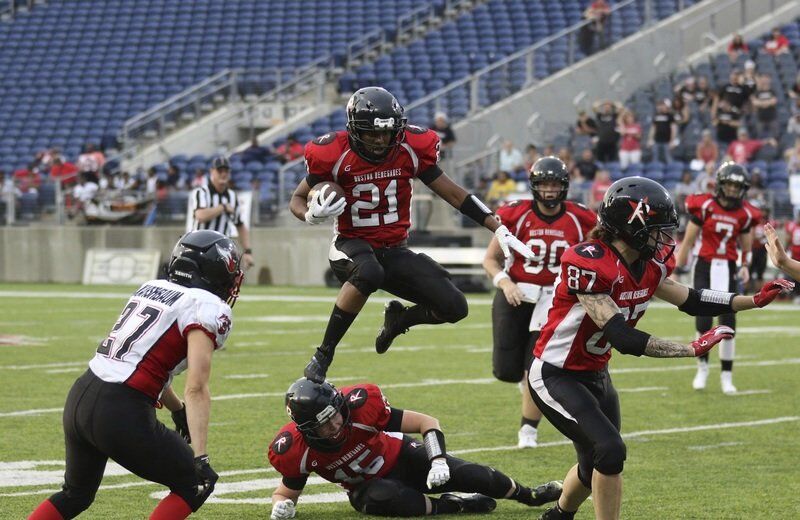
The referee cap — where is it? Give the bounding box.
[211,156,231,170]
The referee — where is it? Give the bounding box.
[189,156,254,269]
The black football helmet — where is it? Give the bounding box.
[346,86,407,163]
[530,156,570,209]
[167,230,244,307]
[598,177,678,263]
[715,162,750,208]
[285,378,351,452]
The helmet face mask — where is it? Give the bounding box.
[285,379,352,452]
[346,87,407,163]
[598,177,679,263]
[167,230,244,306]
[529,157,569,209]
[715,162,750,208]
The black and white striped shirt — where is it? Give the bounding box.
[189,182,243,235]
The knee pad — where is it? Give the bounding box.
[593,437,626,476]
[49,486,97,518]
[349,479,427,517]
[492,366,523,384]
[435,291,468,323]
[350,256,385,295]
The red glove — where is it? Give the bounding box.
[691,326,734,357]
[753,279,795,308]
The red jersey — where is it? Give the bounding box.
[784,221,800,259]
[534,241,675,371]
[685,193,760,262]
[305,126,440,248]
[496,200,596,286]
[268,384,405,491]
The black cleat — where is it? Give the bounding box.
[439,493,497,514]
[528,480,563,507]
[539,504,574,520]
[375,300,408,354]
[303,352,331,383]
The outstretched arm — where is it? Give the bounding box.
[655,276,759,312]
[765,223,800,279]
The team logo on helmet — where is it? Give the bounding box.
[627,197,656,226]
[216,243,238,274]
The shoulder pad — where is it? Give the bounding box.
[573,242,606,259]
[271,430,294,455]
[406,124,429,135]
[344,386,370,410]
[312,132,337,146]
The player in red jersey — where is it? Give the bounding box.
[675,162,762,394]
[529,177,790,520]
[289,87,535,383]
[28,230,244,520]
[483,157,596,448]
[267,378,563,519]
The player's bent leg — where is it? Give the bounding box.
[348,479,430,516]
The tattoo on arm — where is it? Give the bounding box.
[576,293,621,328]
[644,337,694,358]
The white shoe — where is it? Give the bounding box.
[517,425,538,448]
[692,362,709,390]
[721,371,737,395]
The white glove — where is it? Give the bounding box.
[270,498,296,520]
[495,224,536,260]
[304,185,346,225]
[426,458,451,489]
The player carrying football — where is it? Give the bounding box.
[268,378,563,518]
[289,87,535,383]
[483,157,596,448]
[527,177,791,520]
[675,162,761,394]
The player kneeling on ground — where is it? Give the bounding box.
[528,178,791,520]
[268,378,562,518]
[28,230,243,520]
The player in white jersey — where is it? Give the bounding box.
[28,230,243,520]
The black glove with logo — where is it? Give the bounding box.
[193,455,219,496]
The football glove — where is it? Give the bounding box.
[270,498,297,520]
[495,225,536,260]
[171,404,191,444]
[193,455,219,497]
[305,185,346,225]
[691,326,734,357]
[426,458,451,489]
[753,279,794,307]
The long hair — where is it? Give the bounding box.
[588,225,614,242]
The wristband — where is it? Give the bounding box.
[423,429,446,460]
[459,194,494,225]
[493,271,511,288]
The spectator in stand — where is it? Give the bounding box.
[523,144,540,172]
[584,0,611,50]
[617,110,642,169]
[785,137,800,175]
[763,26,790,56]
[727,33,749,62]
[751,73,779,139]
[542,143,556,157]
[485,170,518,210]
[714,69,748,114]
[191,168,207,188]
[499,140,525,177]
[694,129,719,169]
[557,147,574,172]
[692,162,717,193]
[671,94,690,133]
[77,143,105,183]
[741,61,757,96]
[592,99,622,162]
[0,169,20,201]
[49,155,79,186]
[788,72,800,114]
[589,168,611,210]
[726,128,776,164]
[432,112,456,159]
[240,138,273,164]
[145,167,158,197]
[713,98,742,147]
[572,148,599,181]
[674,170,696,211]
[748,168,767,207]
[276,135,304,163]
[695,75,713,116]
[14,168,41,195]
[648,99,677,164]
[165,165,186,191]
[574,110,598,137]
[119,171,137,191]
[788,112,800,138]
[70,172,99,219]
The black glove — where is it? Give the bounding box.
[171,404,191,444]
[193,455,219,496]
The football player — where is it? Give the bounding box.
[529,177,791,520]
[28,230,244,520]
[268,378,563,519]
[289,87,535,383]
[675,162,762,394]
[483,157,596,448]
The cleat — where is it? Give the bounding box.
[375,300,408,354]
[439,493,496,514]
[720,372,737,395]
[303,353,330,383]
[540,506,565,519]
[529,480,563,507]
[692,362,709,390]
[517,424,538,448]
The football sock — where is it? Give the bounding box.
[318,305,357,359]
[721,360,733,371]
[28,500,64,520]
[554,504,576,519]
[509,481,534,504]
[149,493,192,520]
[521,417,540,429]
[397,305,444,330]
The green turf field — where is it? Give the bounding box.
[1,283,798,519]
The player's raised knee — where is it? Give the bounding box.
[594,437,627,475]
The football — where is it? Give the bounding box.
[307,181,346,207]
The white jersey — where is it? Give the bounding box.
[89,279,233,400]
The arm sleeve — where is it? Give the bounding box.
[561,246,615,295]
